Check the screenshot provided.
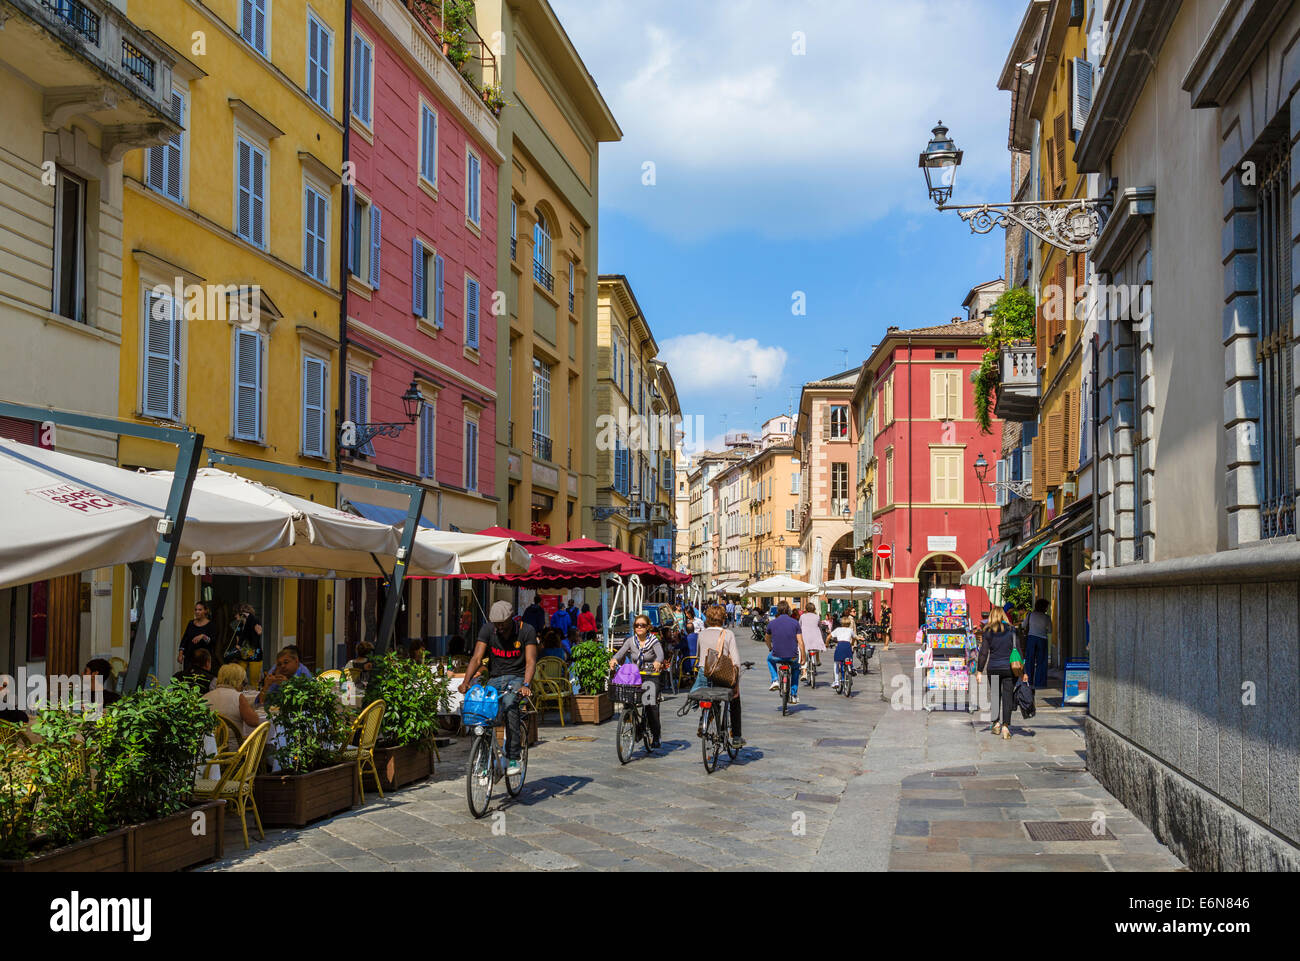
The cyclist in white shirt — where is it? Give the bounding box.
[829,614,856,691]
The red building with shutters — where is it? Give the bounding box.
[337,0,503,648]
[857,317,1002,642]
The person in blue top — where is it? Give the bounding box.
[549,603,572,635]
[521,594,547,633]
[258,646,313,702]
[765,601,806,704]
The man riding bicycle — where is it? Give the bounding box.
[765,600,805,705]
[460,600,538,776]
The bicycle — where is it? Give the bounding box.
[613,671,661,764]
[776,661,793,715]
[464,692,533,819]
[856,639,876,676]
[679,662,753,773]
[838,658,853,698]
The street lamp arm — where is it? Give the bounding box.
[939,197,1110,255]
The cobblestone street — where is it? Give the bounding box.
[206,642,1183,872]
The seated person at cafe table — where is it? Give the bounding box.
[460,600,538,776]
[539,627,567,661]
[259,647,313,701]
[173,648,217,692]
[204,663,261,740]
[83,659,121,707]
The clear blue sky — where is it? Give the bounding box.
[550,0,1025,450]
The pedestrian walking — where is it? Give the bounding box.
[1024,599,1051,688]
[577,603,597,640]
[975,607,1020,739]
[798,603,826,681]
[725,600,735,626]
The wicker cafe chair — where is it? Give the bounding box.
[193,721,271,849]
[317,669,344,683]
[530,659,571,728]
[1,744,38,835]
[676,655,699,690]
[341,699,385,803]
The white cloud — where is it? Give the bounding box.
[549,0,1019,241]
[659,332,788,396]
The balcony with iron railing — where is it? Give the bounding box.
[532,431,552,464]
[534,259,554,293]
[510,237,517,261]
[994,341,1039,422]
[17,0,178,151]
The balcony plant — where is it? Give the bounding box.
[481,81,507,116]
[568,640,613,723]
[973,286,1035,433]
[256,675,357,826]
[363,653,451,789]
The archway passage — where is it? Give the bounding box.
[917,554,965,627]
[827,531,855,582]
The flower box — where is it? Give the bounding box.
[572,692,612,724]
[255,763,357,827]
[373,743,435,792]
[0,800,225,873]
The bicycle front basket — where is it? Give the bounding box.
[611,682,643,706]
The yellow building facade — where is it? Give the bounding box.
[748,443,802,580]
[115,0,346,673]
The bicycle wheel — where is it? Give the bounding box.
[616,708,637,765]
[809,662,816,690]
[702,707,721,773]
[506,726,528,797]
[844,670,853,698]
[723,703,739,759]
[781,673,790,716]
[466,736,493,818]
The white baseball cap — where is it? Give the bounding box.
[489,600,515,623]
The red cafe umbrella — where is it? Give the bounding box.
[460,545,619,586]
[476,525,543,545]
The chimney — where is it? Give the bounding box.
[952,317,961,323]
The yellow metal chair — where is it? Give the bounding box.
[317,669,344,683]
[192,721,270,849]
[340,699,385,803]
[531,657,572,727]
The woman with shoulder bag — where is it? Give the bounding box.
[975,607,1020,739]
[690,605,744,749]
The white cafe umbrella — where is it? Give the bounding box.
[822,575,894,595]
[746,574,819,596]
[412,528,531,575]
[149,468,459,578]
[0,440,294,590]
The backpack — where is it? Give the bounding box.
[1013,678,1036,719]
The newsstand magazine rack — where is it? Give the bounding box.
[922,589,976,712]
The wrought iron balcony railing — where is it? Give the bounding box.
[534,260,554,293]
[44,0,99,43]
[532,431,552,463]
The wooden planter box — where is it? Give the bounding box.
[255,763,357,827]
[0,826,132,873]
[373,743,435,792]
[132,800,225,872]
[572,692,613,724]
[0,801,225,873]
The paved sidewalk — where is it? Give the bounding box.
[202,641,1183,872]
[814,644,1184,872]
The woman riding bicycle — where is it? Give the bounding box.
[690,605,744,748]
[609,615,666,749]
[830,613,856,691]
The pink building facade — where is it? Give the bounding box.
[339,0,504,651]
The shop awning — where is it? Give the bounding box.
[344,498,438,530]
[960,540,1010,606]
[1008,540,1049,578]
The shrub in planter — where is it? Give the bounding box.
[265,675,350,773]
[569,640,610,695]
[364,652,450,749]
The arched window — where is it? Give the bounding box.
[533,212,553,291]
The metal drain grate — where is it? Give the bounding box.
[813,738,868,748]
[794,792,840,805]
[1023,820,1116,842]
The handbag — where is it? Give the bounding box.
[702,629,739,687]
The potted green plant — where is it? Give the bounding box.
[363,653,450,790]
[255,675,356,827]
[973,286,1035,433]
[481,82,507,116]
[1,686,223,872]
[568,640,612,723]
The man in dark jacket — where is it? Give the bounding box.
[521,594,547,633]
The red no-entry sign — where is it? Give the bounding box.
[876,545,892,560]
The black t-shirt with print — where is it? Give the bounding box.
[476,620,539,677]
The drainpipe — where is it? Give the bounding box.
[907,336,913,555]
[336,0,353,476]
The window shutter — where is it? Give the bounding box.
[308,17,320,105]
[931,370,944,420]
[349,371,374,455]
[358,40,372,124]
[234,330,262,440]
[147,139,165,194]
[466,277,479,348]
[411,239,424,316]
[302,356,326,456]
[419,404,434,477]
[948,370,961,420]
[1071,57,1093,139]
[143,292,178,418]
[250,144,265,247]
[237,140,252,240]
[1053,113,1067,194]
[369,204,382,288]
[1066,388,1080,471]
[421,106,437,183]
[821,412,831,441]
[164,91,183,199]
[995,458,1008,507]
[1053,258,1067,341]
[1032,434,1045,500]
[1036,296,1046,369]
[434,253,445,328]
[1045,409,1064,487]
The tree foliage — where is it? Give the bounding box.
[974,287,1036,434]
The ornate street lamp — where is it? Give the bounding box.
[920,121,1111,254]
[977,450,1033,500]
[341,379,426,452]
[973,452,989,484]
